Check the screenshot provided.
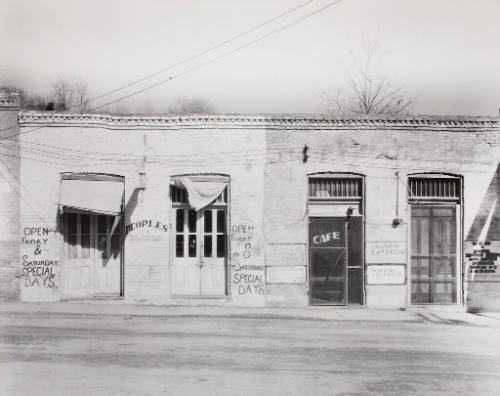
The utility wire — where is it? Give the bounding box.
[86,0,319,104]
[82,0,345,112]
[0,160,46,221]
[0,0,321,134]
[0,0,346,140]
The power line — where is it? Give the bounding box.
[0,134,497,169]
[83,0,346,112]
[0,0,321,134]
[0,0,346,139]
[0,160,46,221]
[86,0,319,104]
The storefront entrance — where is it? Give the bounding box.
[309,216,363,305]
[308,174,365,306]
[410,206,457,303]
[62,213,122,298]
[408,175,461,305]
[170,174,229,297]
[172,206,227,295]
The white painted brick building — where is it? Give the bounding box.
[1,90,499,311]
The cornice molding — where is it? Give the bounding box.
[18,112,499,131]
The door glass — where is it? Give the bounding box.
[97,216,108,260]
[176,209,184,233]
[309,217,347,305]
[204,235,213,257]
[188,209,196,232]
[176,235,184,257]
[203,209,214,257]
[66,213,78,258]
[348,267,363,304]
[217,210,225,233]
[98,215,107,233]
[217,235,226,257]
[67,213,77,233]
[80,214,91,259]
[216,210,226,258]
[310,249,346,304]
[204,210,212,233]
[188,235,197,257]
[411,206,456,303]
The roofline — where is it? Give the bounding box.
[18,111,499,130]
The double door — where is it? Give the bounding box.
[309,216,363,305]
[172,206,227,296]
[411,206,457,304]
[63,213,121,298]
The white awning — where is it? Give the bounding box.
[59,173,124,215]
[172,175,228,211]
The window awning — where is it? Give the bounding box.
[59,173,124,215]
[172,175,228,211]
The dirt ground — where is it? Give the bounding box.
[1,308,499,395]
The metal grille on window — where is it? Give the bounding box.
[408,178,460,202]
[308,178,362,200]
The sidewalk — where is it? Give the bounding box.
[1,302,499,327]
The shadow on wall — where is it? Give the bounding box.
[57,188,142,267]
[465,163,500,276]
[467,163,500,242]
[107,187,141,263]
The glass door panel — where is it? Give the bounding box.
[201,208,226,295]
[172,208,200,295]
[411,206,457,303]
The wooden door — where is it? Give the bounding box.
[63,213,121,298]
[64,213,94,298]
[93,215,121,296]
[411,206,457,303]
[172,207,201,295]
[200,208,226,295]
[172,206,227,296]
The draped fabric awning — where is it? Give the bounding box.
[172,175,228,211]
[59,173,124,216]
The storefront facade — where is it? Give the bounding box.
[1,93,499,310]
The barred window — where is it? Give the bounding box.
[408,176,460,201]
[308,177,362,200]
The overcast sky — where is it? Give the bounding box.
[1,0,499,116]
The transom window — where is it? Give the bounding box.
[408,176,461,202]
[171,185,227,205]
[309,177,363,200]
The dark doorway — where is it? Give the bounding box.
[309,216,363,305]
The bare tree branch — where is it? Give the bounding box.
[324,45,414,117]
[166,97,216,115]
[49,75,90,113]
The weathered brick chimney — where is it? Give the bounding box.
[0,89,21,300]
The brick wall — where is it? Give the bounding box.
[14,113,500,310]
[0,90,21,300]
[18,115,267,305]
[264,118,500,309]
